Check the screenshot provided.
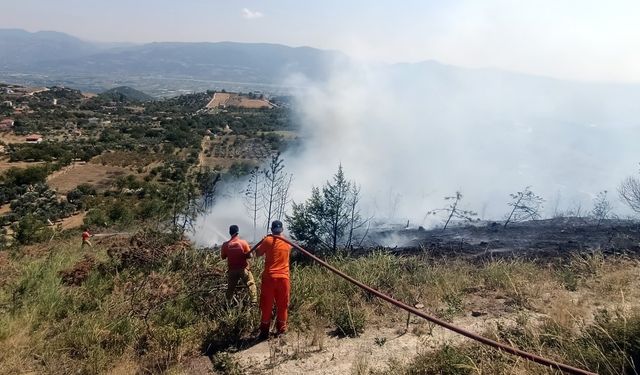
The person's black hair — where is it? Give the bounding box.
[270,220,283,234]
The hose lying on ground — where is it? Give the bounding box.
[251,235,596,375]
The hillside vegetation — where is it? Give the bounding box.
[2,82,640,374]
[98,86,154,102]
[1,232,639,374]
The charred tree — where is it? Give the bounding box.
[619,175,640,214]
[591,190,613,228]
[243,166,263,241]
[196,167,220,210]
[428,191,477,231]
[260,152,292,232]
[504,187,544,228]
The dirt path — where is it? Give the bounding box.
[197,136,209,168]
[59,212,86,230]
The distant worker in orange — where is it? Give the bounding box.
[221,225,258,304]
[256,220,292,339]
[81,228,92,248]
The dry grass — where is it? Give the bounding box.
[0,204,10,215]
[0,159,45,173]
[47,162,135,193]
[206,93,273,109]
[207,92,232,108]
[2,235,640,374]
[0,132,29,145]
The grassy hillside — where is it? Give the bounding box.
[1,230,639,374]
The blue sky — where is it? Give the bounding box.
[2,0,640,82]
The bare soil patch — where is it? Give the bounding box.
[206,93,273,109]
[0,204,10,215]
[207,93,232,108]
[59,211,86,230]
[0,132,27,144]
[47,162,133,193]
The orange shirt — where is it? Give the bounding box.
[256,235,291,279]
[221,235,251,271]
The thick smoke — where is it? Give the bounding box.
[193,61,640,246]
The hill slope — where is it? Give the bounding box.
[0,29,101,68]
[36,42,344,84]
[0,29,345,87]
[97,86,154,102]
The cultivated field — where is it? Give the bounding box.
[206,92,232,108]
[47,162,135,193]
[206,92,273,109]
[197,135,269,170]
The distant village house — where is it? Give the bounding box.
[25,134,43,144]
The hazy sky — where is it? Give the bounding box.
[3,0,640,82]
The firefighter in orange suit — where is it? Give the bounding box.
[256,220,292,339]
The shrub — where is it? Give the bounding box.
[334,305,366,337]
[211,352,243,375]
[84,208,109,228]
[13,214,53,244]
[401,345,476,375]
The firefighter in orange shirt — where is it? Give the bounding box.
[221,225,258,304]
[256,220,292,339]
[81,228,92,248]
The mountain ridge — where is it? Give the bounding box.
[2,28,640,97]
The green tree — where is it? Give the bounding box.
[163,181,204,237]
[13,214,53,245]
[287,165,365,253]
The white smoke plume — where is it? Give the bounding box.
[193,60,640,246]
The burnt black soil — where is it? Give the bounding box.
[368,218,640,260]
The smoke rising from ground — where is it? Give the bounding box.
[193,61,640,246]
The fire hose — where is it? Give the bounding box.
[250,235,596,375]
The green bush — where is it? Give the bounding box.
[13,214,53,244]
[84,208,109,228]
[211,352,243,375]
[334,305,366,337]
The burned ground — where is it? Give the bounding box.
[369,218,640,260]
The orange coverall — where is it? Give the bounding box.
[256,235,291,334]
